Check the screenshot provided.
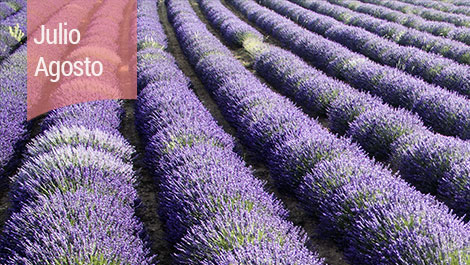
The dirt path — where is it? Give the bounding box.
[0,184,11,232]
[119,100,172,264]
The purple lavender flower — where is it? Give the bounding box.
[10,145,138,212]
[0,3,16,20]
[156,143,287,243]
[357,0,470,27]
[174,209,323,265]
[41,100,123,133]
[328,89,384,134]
[441,159,470,218]
[0,45,26,182]
[1,189,154,264]
[198,0,263,45]
[347,105,426,160]
[27,125,135,161]
[327,0,470,45]
[138,0,168,50]
[392,131,470,195]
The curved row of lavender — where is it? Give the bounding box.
[357,0,470,27]
[136,0,324,263]
[0,45,27,187]
[0,0,24,60]
[257,0,470,98]
[328,0,470,46]
[290,0,470,66]
[0,0,27,183]
[0,0,23,21]
[0,100,155,264]
[137,0,167,50]
[228,0,470,141]
[391,0,470,16]
[443,0,470,8]
[199,0,470,219]
[196,0,263,45]
[169,0,470,264]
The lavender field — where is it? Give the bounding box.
[0,0,469,264]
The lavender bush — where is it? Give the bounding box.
[0,99,155,263]
[2,189,151,264]
[0,2,17,21]
[138,0,167,50]
[41,100,123,133]
[26,125,135,161]
[198,0,263,45]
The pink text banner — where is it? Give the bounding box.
[27,0,137,120]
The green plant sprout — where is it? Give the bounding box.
[8,23,24,42]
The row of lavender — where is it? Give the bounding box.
[291,0,470,66]
[393,0,470,16]
[136,0,324,263]
[0,0,26,186]
[0,0,154,262]
[0,101,153,264]
[230,0,470,141]
[170,0,470,264]
[441,0,470,8]
[200,0,470,219]
[0,45,27,187]
[329,0,470,45]
[391,0,470,16]
[0,0,24,60]
[257,0,470,98]
[357,0,470,27]
[0,0,23,21]
[137,0,167,50]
